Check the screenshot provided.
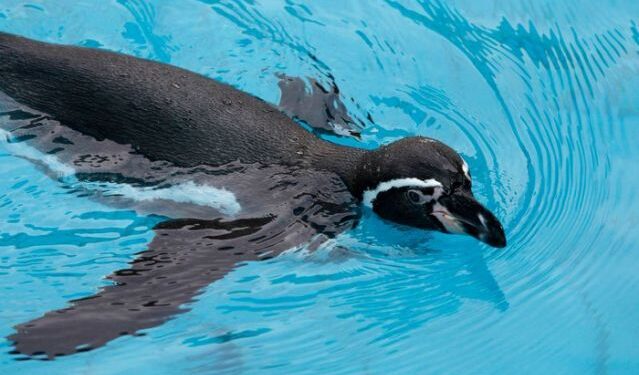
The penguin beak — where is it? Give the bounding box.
[432,193,506,248]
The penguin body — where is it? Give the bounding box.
[0,32,505,358]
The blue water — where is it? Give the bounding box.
[1,0,638,373]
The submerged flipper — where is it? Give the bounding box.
[9,212,352,359]
[277,74,369,137]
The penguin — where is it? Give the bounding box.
[0,32,505,358]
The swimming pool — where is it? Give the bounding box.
[1,0,638,373]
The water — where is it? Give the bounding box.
[0,0,638,373]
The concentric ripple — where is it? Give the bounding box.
[0,0,638,374]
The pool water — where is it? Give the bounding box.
[1,1,638,373]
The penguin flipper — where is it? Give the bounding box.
[277,74,368,138]
[8,215,319,359]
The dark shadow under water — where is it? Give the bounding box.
[0,101,360,359]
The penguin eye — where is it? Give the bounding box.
[407,189,423,204]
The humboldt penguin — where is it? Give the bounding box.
[0,32,505,358]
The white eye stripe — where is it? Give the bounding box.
[363,178,442,207]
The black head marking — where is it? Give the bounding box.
[370,185,445,232]
[358,137,505,248]
[355,136,471,198]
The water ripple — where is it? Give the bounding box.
[0,0,638,374]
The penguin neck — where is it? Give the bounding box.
[306,141,368,198]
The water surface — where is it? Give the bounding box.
[1,0,638,373]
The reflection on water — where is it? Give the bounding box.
[0,0,638,373]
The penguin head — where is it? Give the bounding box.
[358,137,506,248]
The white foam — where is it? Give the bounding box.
[363,178,442,207]
[0,128,241,215]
